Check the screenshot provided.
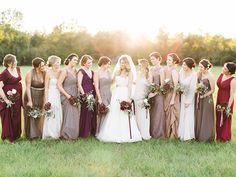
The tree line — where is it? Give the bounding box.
[1,9,236,65]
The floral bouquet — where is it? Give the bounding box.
[0,89,20,108]
[160,78,174,95]
[43,102,55,118]
[120,101,132,113]
[86,93,96,111]
[68,95,79,106]
[142,98,151,110]
[216,103,231,127]
[120,100,133,139]
[28,107,43,119]
[98,103,109,115]
[196,82,208,95]
[175,83,189,95]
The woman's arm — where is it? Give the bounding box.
[94,71,102,104]
[25,71,33,107]
[78,71,85,94]
[170,69,179,105]
[185,72,197,107]
[128,71,133,101]
[44,71,50,104]
[201,74,215,98]
[228,78,236,108]
[57,69,71,99]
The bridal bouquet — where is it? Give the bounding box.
[216,103,231,127]
[196,82,208,95]
[28,107,43,119]
[98,103,109,115]
[160,78,174,95]
[44,102,55,118]
[120,100,133,139]
[120,101,132,114]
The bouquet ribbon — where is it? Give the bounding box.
[220,111,223,127]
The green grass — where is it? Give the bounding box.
[0,66,236,177]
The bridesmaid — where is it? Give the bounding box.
[57,53,80,140]
[163,53,180,138]
[216,62,236,142]
[0,54,22,143]
[78,55,97,138]
[178,58,197,141]
[195,59,215,141]
[42,55,63,139]
[133,59,151,140]
[94,56,112,134]
[148,52,166,138]
[24,57,46,139]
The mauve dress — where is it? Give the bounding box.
[195,76,215,141]
[24,69,45,139]
[0,67,22,142]
[149,66,166,138]
[79,69,97,138]
[163,67,180,138]
[216,73,235,142]
[96,76,112,134]
[60,70,80,140]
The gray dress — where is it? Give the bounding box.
[150,66,166,138]
[60,70,80,140]
[97,76,112,134]
[195,76,215,141]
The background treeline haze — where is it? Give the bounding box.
[1,9,236,65]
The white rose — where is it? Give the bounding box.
[164,78,170,83]
[87,94,93,100]
[12,89,17,94]
[7,90,12,96]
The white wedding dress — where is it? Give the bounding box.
[178,70,197,141]
[42,78,63,139]
[133,76,151,140]
[97,75,142,143]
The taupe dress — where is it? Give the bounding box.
[163,67,180,138]
[96,76,112,134]
[195,76,215,141]
[149,66,166,138]
[24,69,45,139]
[60,70,80,140]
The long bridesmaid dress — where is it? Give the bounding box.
[216,73,235,142]
[79,69,97,138]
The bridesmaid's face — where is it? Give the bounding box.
[70,57,78,67]
[103,61,111,70]
[198,63,206,73]
[166,56,174,66]
[85,59,92,69]
[182,62,190,72]
[39,62,46,72]
[9,58,17,69]
[53,59,61,69]
[222,63,230,75]
[150,56,159,66]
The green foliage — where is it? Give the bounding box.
[1,9,236,66]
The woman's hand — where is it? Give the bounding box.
[170,98,175,106]
[98,98,102,104]
[26,101,33,108]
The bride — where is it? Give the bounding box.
[96,55,142,143]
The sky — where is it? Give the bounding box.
[0,0,235,39]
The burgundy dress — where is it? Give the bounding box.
[216,73,235,142]
[79,69,96,138]
[0,67,22,142]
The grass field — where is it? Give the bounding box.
[0,66,236,177]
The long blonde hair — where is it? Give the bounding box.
[138,59,149,79]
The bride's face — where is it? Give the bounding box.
[120,59,126,70]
